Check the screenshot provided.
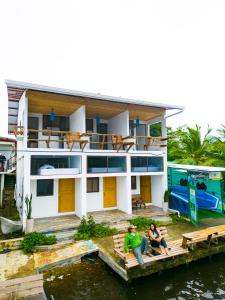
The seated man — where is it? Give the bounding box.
[124,225,151,267]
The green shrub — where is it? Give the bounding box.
[130,217,162,230]
[74,215,118,240]
[21,232,57,253]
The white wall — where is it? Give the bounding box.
[86,177,103,212]
[108,111,129,136]
[75,177,86,217]
[117,176,132,214]
[151,175,167,207]
[31,179,59,218]
[0,174,4,207]
[17,92,28,148]
[70,105,86,133]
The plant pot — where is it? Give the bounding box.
[26,218,34,234]
[162,202,168,213]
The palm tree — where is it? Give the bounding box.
[209,125,225,167]
[168,125,213,165]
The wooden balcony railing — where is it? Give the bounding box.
[25,129,168,151]
[0,155,16,173]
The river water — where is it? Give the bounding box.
[44,253,225,300]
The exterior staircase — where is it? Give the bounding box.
[1,175,17,219]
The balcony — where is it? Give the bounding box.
[87,156,126,173]
[131,156,164,172]
[0,155,16,174]
[31,155,81,176]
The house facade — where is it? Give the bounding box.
[6,80,183,227]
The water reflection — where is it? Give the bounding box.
[44,253,225,300]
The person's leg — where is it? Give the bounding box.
[141,237,149,253]
[133,245,144,265]
[160,238,169,255]
[150,240,160,248]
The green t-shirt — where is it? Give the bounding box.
[124,232,142,253]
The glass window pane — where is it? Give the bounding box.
[87,178,99,193]
[37,179,53,196]
[108,157,126,172]
[131,176,137,189]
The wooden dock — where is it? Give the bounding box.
[0,274,46,300]
[97,225,225,281]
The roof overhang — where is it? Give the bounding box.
[5,79,184,132]
[5,79,184,111]
[168,163,225,173]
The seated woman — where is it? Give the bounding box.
[148,223,169,255]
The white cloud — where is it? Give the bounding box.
[0,0,224,137]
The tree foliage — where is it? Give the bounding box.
[168,124,225,167]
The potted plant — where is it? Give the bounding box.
[25,194,34,233]
[163,189,171,212]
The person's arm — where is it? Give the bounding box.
[148,230,155,241]
[124,235,130,253]
[156,229,162,241]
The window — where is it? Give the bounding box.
[86,119,94,132]
[37,179,54,196]
[87,178,99,193]
[131,176,137,190]
[43,115,69,135]
[87,156,126,173]
[149,122,162,137]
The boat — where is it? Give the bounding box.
[169,185,219,214]
[0,216,22,234]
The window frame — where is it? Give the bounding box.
[87,177,99,193]
[131,176,137,190]
[37,179,54,197]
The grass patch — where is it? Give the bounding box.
[171,213,190,224]
[74,215,118,240]
[21,232,57,253]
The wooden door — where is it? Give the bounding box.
[103,177,117,208]
[140,176,151,203]
[58,179,75,213]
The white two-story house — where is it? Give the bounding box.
[6,80,183,227]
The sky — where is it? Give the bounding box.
[0,0,224,137]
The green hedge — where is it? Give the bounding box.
[74,215,118,240]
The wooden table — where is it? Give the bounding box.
[182,225,225,248]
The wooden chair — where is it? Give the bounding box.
[111,135,134,152]
[64,132,88,151]
[113,228,188,269]
[144,136,168,150]
[132,194,146,209]
[0,274,45,299]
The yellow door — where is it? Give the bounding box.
[103,177,117,208]
[58,179,75,213]
[140,176,151,203]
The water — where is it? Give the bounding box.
[44,254,225,300]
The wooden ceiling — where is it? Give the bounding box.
[27,90,164,121]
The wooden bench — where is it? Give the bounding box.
[113,227,188,269]
[0,274,45,300]
[182,225,225,249]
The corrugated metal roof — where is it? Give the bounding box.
[168,163,225,172]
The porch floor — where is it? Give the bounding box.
[33,206,167,233]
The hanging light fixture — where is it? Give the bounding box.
[96,115,101,126]
[50,108,55,122]
[135,116,140,127]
